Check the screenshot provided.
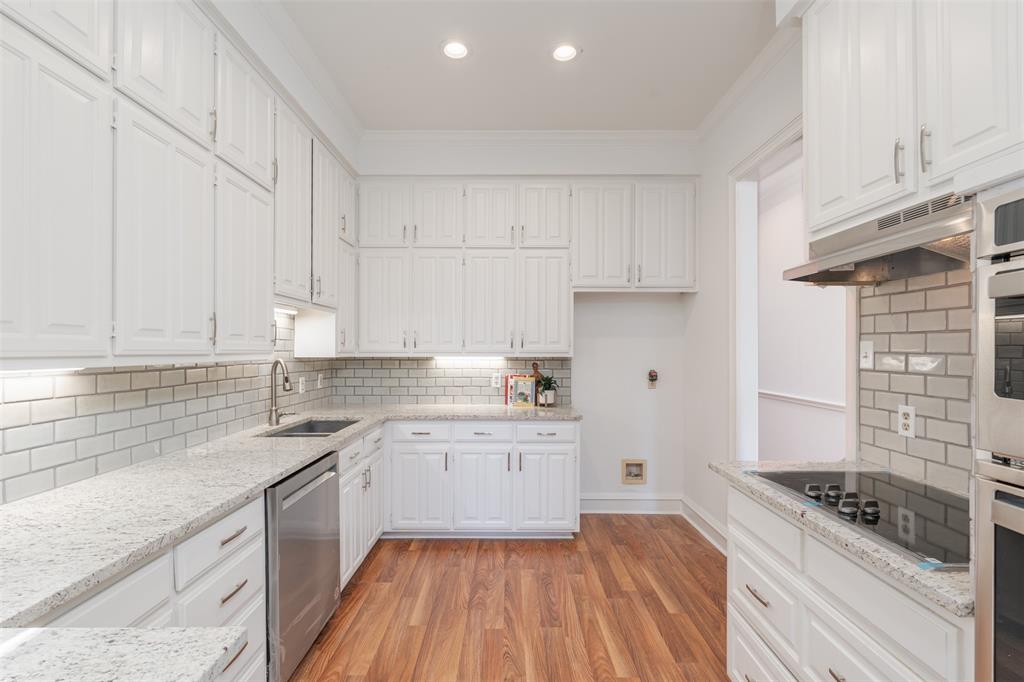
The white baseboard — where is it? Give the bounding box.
[678,495,727,553]
[580,491,727,554]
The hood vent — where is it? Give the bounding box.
[784,194,974,286]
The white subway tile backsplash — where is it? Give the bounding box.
[4,423,53,452]
[4,470,54,502]
[3,376,54,403]
[29,442,76,470]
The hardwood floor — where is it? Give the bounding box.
[292,514,727,682]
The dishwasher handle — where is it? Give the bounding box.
[282,469,336,511]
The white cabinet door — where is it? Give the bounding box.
[518,251,571,355]
[214,163,274,354]
[412,181,463,246]
[411,251,462,353]
[1,0,111,76]
[464,251,516,354]
[634,181,696,290]
[366,452,384,547]
[452,446,513,530]
[358,249,409,353]
[339,168,356,245]
[515,445,576,531]
[465,182,516,247]
[214,39,274,187]
[115,0,214,145]
[312,139,339,309]
[274,103,312,303]
[339,466,364,587]
[1,21,112,361]
[919,0,1024,183]
[571,182,633,287]
[803,0,853,229]
[358,181,410,246]
[519,181,571,247]
[335,240,357,355]
[115,100,214,357]
[390,445,451,530]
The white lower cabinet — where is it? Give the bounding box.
[390,443,452,531]
[727,605,797,682]
[452,445,513,530]
[514,445,577,531]
[339,446,385,589]
[339,464,365,586]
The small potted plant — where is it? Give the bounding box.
[538,374,559,407]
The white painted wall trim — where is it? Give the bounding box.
[680,495,727,554]
[757,389,846,413]
[580,492,727,554]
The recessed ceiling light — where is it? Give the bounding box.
[552,44,578,62]
[443,41,468,59]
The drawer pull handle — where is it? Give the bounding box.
[745,583,770,608]
[411,431,431,436]
[828,668,846,682]
[222,641,248,673]
[350,449,361,459]
[538,432,557,436]
[744,675,754,682]
[219,526,247,547]
[220,578,249,606]
[473,431,493,436]
[373,437,383,444]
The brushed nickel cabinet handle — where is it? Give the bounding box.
[403,225,407,242]
[627,264,632,283]
[414,224,418,242]
[219,526,247,547]
[507,451,510,471]
[893,137,905,183]
[519,452,522,472]
[510,333,514,350]
[222,641,248,673]
[745,583,769,608]
[538,432,557,436]
[744,675,754,682]
[829,668,846,682]
[411,431,431,436]
[373,436,383,444]
[637,263,642,283]
[220,579,248,606]
[919,124,931,173]
[473,431,493,436]
[444,451,448,471]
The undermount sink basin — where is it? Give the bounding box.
[263,419,358,437]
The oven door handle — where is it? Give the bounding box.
[988,266,1024,299]
[992,496,1024,536]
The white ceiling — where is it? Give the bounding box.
[280,0,777,131]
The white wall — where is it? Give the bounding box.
[574,294,686,513]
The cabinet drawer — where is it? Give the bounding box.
[362,428,385,455]
[453,422,514,442]
[177,538,265,626]
[174,498,264,591]
[728,487,802,570]
[728,605,797,682]
[391,422,451,441]
[340,439,364,473]
[223,644,266,682]
[218,595,266,682]
[51,553,173,626]
[515,423,576,442]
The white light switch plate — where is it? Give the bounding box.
[317,373,323,389]
[298,376,306,394]
[491,372,502,388]
[897,404,915,438]
[859,340,875,369]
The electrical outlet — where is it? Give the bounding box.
[317,373,323,389]
[897,404,916,438]
[491,372,502,389]
[859,340,874,369]
[897,507,916,544]
[298,376,306,394]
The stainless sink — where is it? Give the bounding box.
[263,419,358,437]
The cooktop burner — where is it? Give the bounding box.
[752,470,970,566]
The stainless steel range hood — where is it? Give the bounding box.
[784,193,975,285]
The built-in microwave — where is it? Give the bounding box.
[979,178,1024,259]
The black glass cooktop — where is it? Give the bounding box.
[753,470,970,566]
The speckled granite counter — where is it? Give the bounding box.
[0,405,580,627]
[0,626,246,682]
[710,459,974,618]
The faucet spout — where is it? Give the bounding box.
[269,359,293,426]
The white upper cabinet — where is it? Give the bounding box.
[358,181,411,246]
[519,182,571,247]
[358,249,409,353]
[335,240,357,355]
[465,182,516,247]
[312,139,340,309]
[273,103,312,303]
[1,20,112,361]
[215,163,274,354]
[115,0,214,146]
[518,250,571,355]
[464,251,516,354]
[1,0,111,76]
[411,251,463,353]
[412,181,464,246]
[214,38,274,187]
[572,182,633,288]
[634,180,697,290]
[452,446,513,530]
[339,167,356,245]
[115,100,214,356]
[919,0,1024,184]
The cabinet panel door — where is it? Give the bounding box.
[452,446,513,530]
[367,453,384,546]
[1,0,111,76]
[335,240,357,354]
[339,467,364,586]
[515,445,576,530]
[571,182,633,287]
[390,446,451,530]
[413,181,463,246]
[804,0,852,230]
[464,251,516,354]
[634,181,696,290]
[465,182,516,247]
[115,0,214,145]
[1,21,112,360]
[115,100,214,356]
[358,249,409,353]
[520,182,571,247]
[411,251,462,353]
[214,163,274,354]
[920,0,1024,183]
[358,181,410,246]
[214,39,274,187]
[518,251,571,355]
[312,139,339,309]
[339,168,356,245]
[274,103,312,303]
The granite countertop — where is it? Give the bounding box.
[0,626,246,682]
[710,459,974,618]
[0,404,580,627]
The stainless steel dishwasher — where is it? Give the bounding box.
[266,451,340,681]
